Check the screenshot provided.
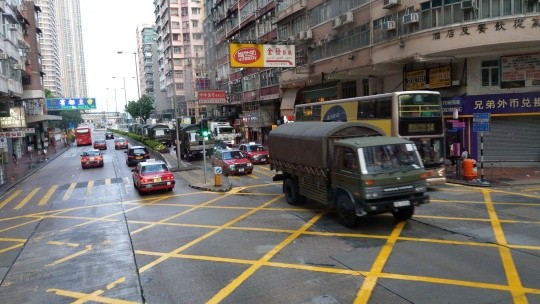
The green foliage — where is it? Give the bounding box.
[49,110,83,130]
[109,129,170,153]
[124,94,154,121]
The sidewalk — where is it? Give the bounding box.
[0,144,72,197]
[445,163,540,187]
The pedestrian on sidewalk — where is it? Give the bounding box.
[12,151,18,167]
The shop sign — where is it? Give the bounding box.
[429,66,451,88]
[0,131,24,138]
[229,43,295,68]
[501,53,540,86]
[198,90,227,104]
[404,70,426,90]
[0,107,26,128]
[442,91,540,116]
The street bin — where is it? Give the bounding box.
[462,158,478,180]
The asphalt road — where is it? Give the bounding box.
[0,130,539,303]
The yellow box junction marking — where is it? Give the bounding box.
[47,288,138,304]
[14,187,40,210]
[482,189,528,304]
[39,185,58,206]
[46,245,92,267]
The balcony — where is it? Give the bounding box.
[276,0,306,22]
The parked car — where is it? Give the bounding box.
[238,142,270,164]
[210,148,253,176]
[125,146,150,166]
[114,138,129,150]
[80,149,104,169]
[132,160,175,194]
[93,139,107,150]
[105,132,114,139]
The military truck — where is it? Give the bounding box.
[268,122,429,228]
[176,123,215,161]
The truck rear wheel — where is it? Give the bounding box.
[283,179,305,205]
[336,194,359,228]
[392,206,415,221]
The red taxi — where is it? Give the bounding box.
[114,138,129,150]
[132,160,175,193]
[93,139,107,150]
[238,142,270,164]
[80,149,104,169]
[210,149,253,176]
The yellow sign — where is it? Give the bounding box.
[229,43,295,68]
[429,66,451,88]
[405,70,426,90]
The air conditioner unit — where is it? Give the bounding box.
[288,35,295,41]
[304,30,313,40]
[461,0,477,9]
[403,13,419,24]
[316,40,324,47]
[0,53,6,60]
[382,21,396,31]
[342,11,354,25]
[9,24,18,31]
[13,64,22,70]
[296,31,305,40]
[331,17,342,29]
[383,0,400,9]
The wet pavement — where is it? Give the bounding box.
[1,141,538,197]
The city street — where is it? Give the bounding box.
[0,131,539,303]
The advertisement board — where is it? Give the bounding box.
[229,43,295,68]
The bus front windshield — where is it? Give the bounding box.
[360,143,424,174]
[398,93,442,118]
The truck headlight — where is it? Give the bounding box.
[364,188,381,199]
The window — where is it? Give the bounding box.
[481,60,499,87]
[192,20,199,28]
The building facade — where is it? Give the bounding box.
[200,0,540,160]
[36,0,61,97]
[154,0,207,121]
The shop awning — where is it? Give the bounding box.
[280,88,299,117]
[26,114,62,124]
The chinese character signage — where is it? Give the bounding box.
[198,90,227,104]
[404,70,426,90]
[229,43,296,68]
[429,66,451,88]
[501,53,540,85]
[46,98,97,110]
[442,92,540,116]
[0,107,26,128]
[0,131,24,138]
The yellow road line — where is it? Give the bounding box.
[0,243,24,254]
[14,187,40,210]
[86,180,94,196]
[354,221,405,304]
[0,217,43,233]
[247,173,258,179]
[0,237,26,243]
[482,189,528,304]
[46,245,92,267]
[47,288,138,304]
[63,183,77,201]
[39,185,58,206]
[207,209,326,303]
[0,190,22,209]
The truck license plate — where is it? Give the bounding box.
[239,168,244,172]
[394,200,410,207]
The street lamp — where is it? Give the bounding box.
[112,76,133,111]
[106,87,124,113]
[117,51,140,100]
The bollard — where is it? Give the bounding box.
[213,166,222,187]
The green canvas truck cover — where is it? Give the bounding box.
[268,122,383,170]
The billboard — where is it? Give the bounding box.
[46,98,97,110]
[229,43,295,68]
[198,90,227,104]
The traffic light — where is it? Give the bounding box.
[200,120,209,138]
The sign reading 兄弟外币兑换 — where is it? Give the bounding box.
[229,43,295,68]
[441,91,540,117]
[46,98,97,110]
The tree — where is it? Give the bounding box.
[124,95,154,122]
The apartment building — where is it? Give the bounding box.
[204,0,540,161]
[154,0,207,120]
[35,0,61,97]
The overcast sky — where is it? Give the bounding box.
[80,0,155,112]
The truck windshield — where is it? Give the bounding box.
[218,127,235,134]
[360,143,423,174]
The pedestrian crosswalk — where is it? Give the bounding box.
[0,165,276,210]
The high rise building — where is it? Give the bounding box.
[154,0,206,120]
[36,0,62,97]
[54,0,87,98]
[137,24,156,99]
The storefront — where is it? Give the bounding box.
[443,92,540,165]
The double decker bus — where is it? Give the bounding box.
[295,91,446,185]
[74,127,92,146]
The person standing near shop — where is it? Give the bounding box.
[12,151,17,167]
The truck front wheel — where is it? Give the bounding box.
[391,206,415,221]
[283,179,305,205]
[336,194,359,229]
